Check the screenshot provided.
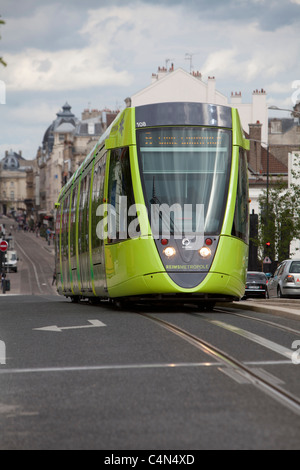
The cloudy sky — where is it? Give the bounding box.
[0,0,299,159]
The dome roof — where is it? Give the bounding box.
[42,102,78,154]
[1,150,24,171]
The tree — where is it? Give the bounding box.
[0,15,6,67]
[258,164,300,263]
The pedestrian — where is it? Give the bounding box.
[52,270,56,286]
[1,270,6,294]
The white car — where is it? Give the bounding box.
[267,259,300,298]
[4,250,18,273]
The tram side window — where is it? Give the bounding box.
[79,173,91,254]
[62,195,70,261]
[55,206,61,264]
[107,147,135,242]
[231,148,249,243]
[78,176,86,254]
[70,184,78,257]
[91,153,107,249]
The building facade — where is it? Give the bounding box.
[0,150,36,219]
[35,103,119,227]
[131,65,268,144]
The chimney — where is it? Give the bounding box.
[230,91,242,104]
[207,76,216,103]
[249,121,262,174]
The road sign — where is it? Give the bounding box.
[263,256,272,264]
[0,240,8,253]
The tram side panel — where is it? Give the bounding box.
[205,145,249,298]
[90,152,108,297]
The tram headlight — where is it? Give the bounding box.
[163,246,176,258]
[198,246,211,258]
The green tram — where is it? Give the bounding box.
[55,102,250,307]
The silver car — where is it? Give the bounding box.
[267,259,300,298]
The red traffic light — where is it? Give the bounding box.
[266,242,271,246]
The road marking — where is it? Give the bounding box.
[0,340,6,365]
[33,319,106,332]
[0,360,293,374]
[201,316,294,360]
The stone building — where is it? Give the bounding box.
[0,150,36,218]
[36,102,119,226]
[269,106,300,168]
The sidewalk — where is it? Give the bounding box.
[224,298,300,321]
[0,228,56,296]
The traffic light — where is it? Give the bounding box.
[265,241,272,259]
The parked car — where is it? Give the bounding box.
[267,259,300,298]
[243,271,268,299]
[4,250,18,273]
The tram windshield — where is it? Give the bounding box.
[137,127,232,235]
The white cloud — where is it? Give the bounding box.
[1,0,300,159]
[8,101,59,124]
[3,46,132,92]
[3,3,300,94]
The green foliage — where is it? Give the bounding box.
[258,157,300,261]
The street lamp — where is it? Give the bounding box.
[248,138,270,209]
[268,105,300,117]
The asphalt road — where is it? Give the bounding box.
[0,218,300,451]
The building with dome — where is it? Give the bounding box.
[36,102,119,224]
[0,150,36,217]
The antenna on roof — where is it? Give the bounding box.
[185,53,194,73]
[165,58,174,70]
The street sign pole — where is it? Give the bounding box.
[0,241,9,292]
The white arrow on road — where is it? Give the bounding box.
[33,319,106,332]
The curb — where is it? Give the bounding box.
[218,300,300,322]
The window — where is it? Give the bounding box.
[78,173,91,254]
[270,120,282,134]
[91,152,107,249]
[289,262,300,274]
[62,195,70,261]
[107,147,135,242]
[137,127,231,235]
[231,148,249,243]
[70,183,78,257]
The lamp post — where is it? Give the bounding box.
[248,138,270,210]
[268,105,300,117]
